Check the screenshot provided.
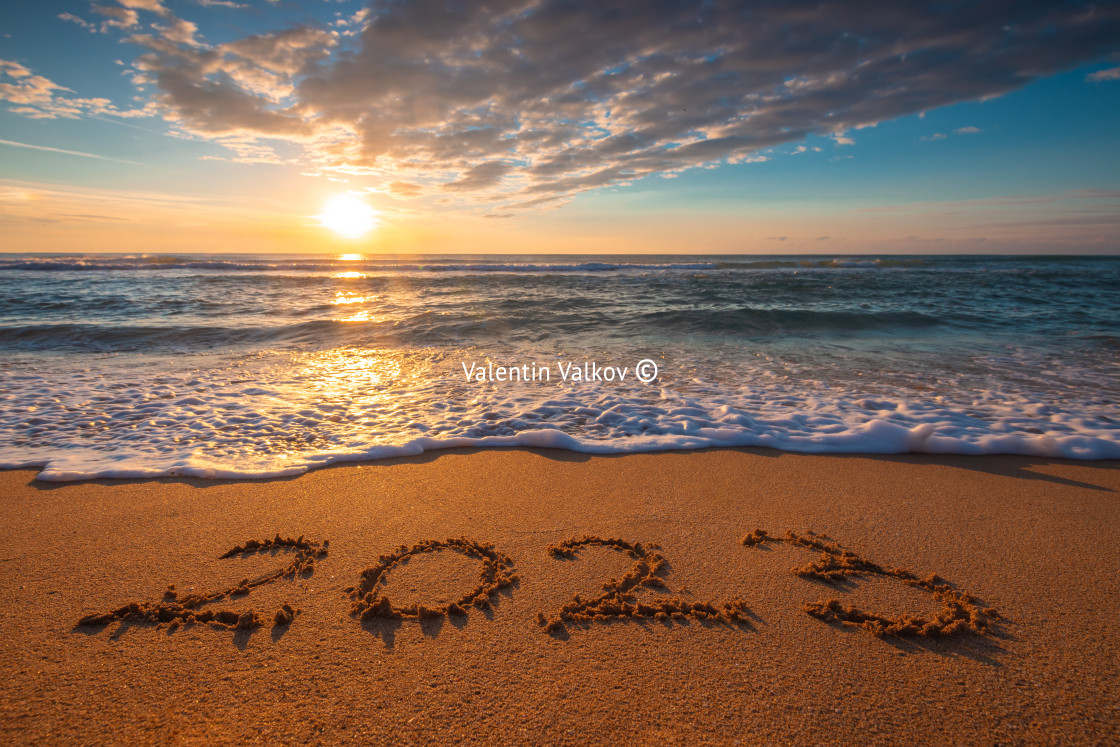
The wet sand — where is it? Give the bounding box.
[1,448,1118,744]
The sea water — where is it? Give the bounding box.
[0,254,1116,480]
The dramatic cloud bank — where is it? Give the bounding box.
[8,0,1120,208]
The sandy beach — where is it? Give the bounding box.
[1,448,1118,744]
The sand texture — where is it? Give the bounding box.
[1,448,1118,744]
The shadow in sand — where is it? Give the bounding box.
[73,615,271,649]
[356,595,505,647]
[19,445,1116,492]
[232,625,259,651]
[791,565,1015,666]
[28,471,307,491]
[358,615,400,649]
[811,614,1015,667]
[270,620,292,642]
[418,614,444,638]
[856,453,1118,492]
[546,610,760,640]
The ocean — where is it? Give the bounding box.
[1,253,1117,480]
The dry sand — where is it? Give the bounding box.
[1,448,1118,744]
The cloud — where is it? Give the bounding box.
[1087,66,1120,81]
[54,213,130,222]
[92,4,140,30]
[0,60,71,107]
[151,17,201,46]
[60,0,167,34]
[119,20,339,135]
[442,161,512,192]
[335,7,370,34]
[18,1,1120,211]
[58,13,93,29]
[727,152,768,164]
[203,137,284,164]
[383,180,422,198]
[0,177,307,239]
[0,137,142,164]
[924,126,981,140]
[851,189,1120,215]
[0,58,156,119]
[289,0,1120,205]
[222,27,337,75]
[117,0,169,15]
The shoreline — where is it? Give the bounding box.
[2,447,1118,743]
[10,427,1120,484]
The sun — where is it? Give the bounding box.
[317,194,379,239]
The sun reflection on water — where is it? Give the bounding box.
[281,348,430,421]
[332,291,368,304]
[292,348,405,391]
[331,290,385,322]
[338,310,387,323]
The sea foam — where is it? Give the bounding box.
[1,253,1117,480]
[1,347,1117,481]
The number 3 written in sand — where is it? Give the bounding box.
[740,529,1002,637]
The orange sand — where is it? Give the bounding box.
[1,448,1118,744]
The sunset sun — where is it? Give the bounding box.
[317,194,378,238]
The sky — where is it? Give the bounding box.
[1,0,1119,255]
